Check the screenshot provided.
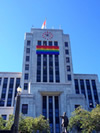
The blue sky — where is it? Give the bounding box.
[0,0,100,80]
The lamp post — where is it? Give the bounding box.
[12,86,22,133]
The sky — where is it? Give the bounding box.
[0,0,100,80]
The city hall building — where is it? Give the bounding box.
[0,28,100,133]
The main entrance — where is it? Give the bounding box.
[42,96,60,133]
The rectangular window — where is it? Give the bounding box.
[42,96,47,119]
[7,78,14,106]
[2,115,7,120]
[24,83,28,90]
[38,40,41,46]
[24,73,29,80]
[49,41,52,46]
[65,50,69,55]
[86,80,93,108]
[55,55,60,83]
[54,41,58,46]
[25,64,29,70]
[43,55,47,82]
[26,56,30,62]
[26,48,30,53]
[49,55,53,82]
[37,54,41,82]
[49,96,53,132]
[22,104,28,114]
[67,66,70,71]
[7,98,12,106]
[0,78,8,106]
[43,41,47,46]
[0,78,2,85]
[91,80,99,104]
[68,74,71,81]
[14,78,21,99]
[65,42,68,47]
[74,79,79,94]
[27,40,30,46]
[75,105,80,109]
[66,57,70,63]
[55,96,60,133]
[80,80,86,98]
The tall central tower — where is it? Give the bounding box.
[20,28,86,133]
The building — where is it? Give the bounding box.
[0,72,21,120]
[0,28,100,133]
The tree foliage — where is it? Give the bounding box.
[0,114,50,133]
[0,116,6,130]
[19,115,50,133]
[68,105,100,133]
[4,114,14,130]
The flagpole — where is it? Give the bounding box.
[45,18,47,29]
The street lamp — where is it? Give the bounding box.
[12,86,22,133]
[17,86,22,94]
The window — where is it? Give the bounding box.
[24,83,28,90]
[22,104,28,114]
[67,74,71,81]
[27,40,30,46]
[2,115,7,120]
[0,78,2,85]
[26,56,30,62]
[65,49,69,55]
[86,80,93,108]
[14,78,21,98]
[38,40,41,46]
[67,66,70,71]
[24,74,29,80]
[0,78,8,106]
[91,80,99,104]
[9,78,14,88]
[75,105,80,109]
[49,41,52,46]
[7,98,12,106]
[43,55,47,82]
[54,41,58,46]
[43,41,47,46]
[55,55,60,83]
[55,96,60,133]
[49,96,53,133]
[42,96,47,118]
[65,42,68,47]
[25,64,29,70]
[26,48,30,53]
[74,79,79,94]
[49,55,53,82]
[80,80,86,98]
[66,57,70,63]
[37,54,41,82]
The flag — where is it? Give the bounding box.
[36,45,59,55]
[41,19,46,29]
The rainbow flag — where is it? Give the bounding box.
[36,46,59,55]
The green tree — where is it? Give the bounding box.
[1,114,50,133]
[4,114,14,130]
[91,105,100,132]
[18,115,50,133]
[0,116,6,130]
[68,105,100,133]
